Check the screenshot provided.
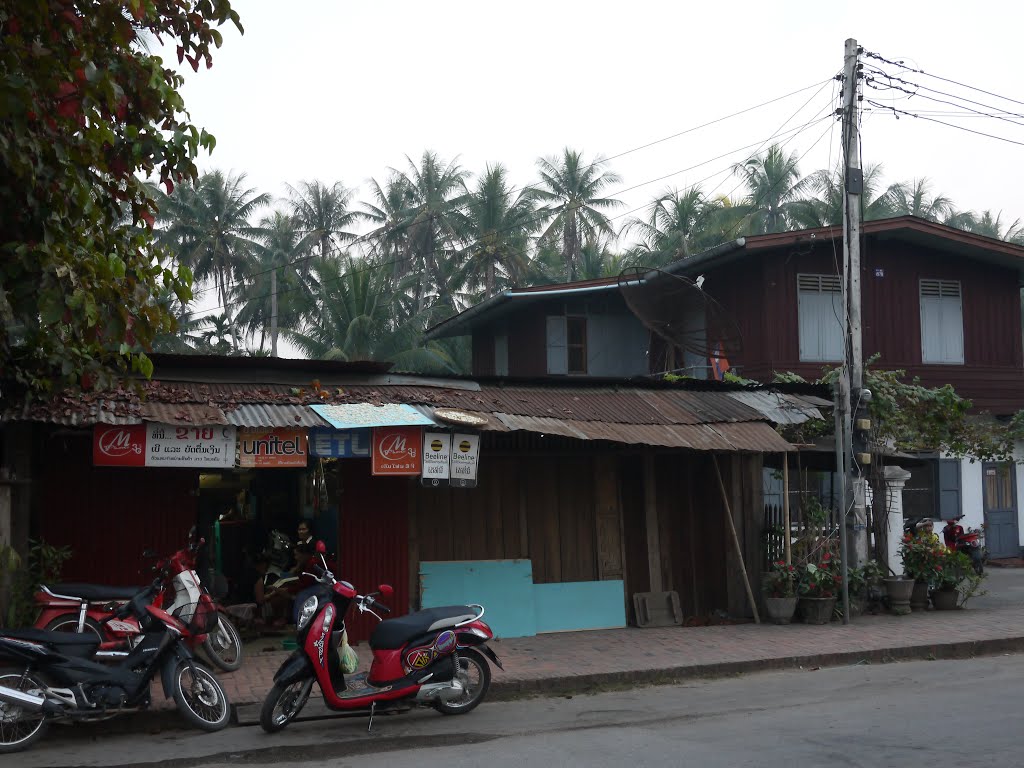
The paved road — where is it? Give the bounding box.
[21,652,1024,768]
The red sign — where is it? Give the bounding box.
[372,426,422,476]
[93,425,146,467]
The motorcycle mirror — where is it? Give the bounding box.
[379,584,394,598]
[315,540,327,554]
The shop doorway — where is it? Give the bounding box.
[335,460,410,643]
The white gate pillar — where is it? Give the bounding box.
[884,466,912,574]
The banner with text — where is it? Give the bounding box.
[93,424,237,468]
[372,426,422,476]
[420,431,451,487]
[309,427,371,458]
[450,433,480,488]
[239,428,308,468]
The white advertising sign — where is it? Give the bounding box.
[421,432,452,488]
[450,433,480,489]
[146,424,236,467]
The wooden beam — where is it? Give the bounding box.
[643,450,662,592]
[782,452,792,565]
[713,454,760,624]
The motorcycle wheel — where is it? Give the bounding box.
[170,661,230,732]
[973,558,985,576]
[203,614,243,672]
[43,615,104,641]
[260,678,313,733]
[434,649,491,716]
[0,668,50,753]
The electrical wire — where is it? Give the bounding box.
[864,50,1024,109]
[864,69,1024,127]
[865,101,1024,147]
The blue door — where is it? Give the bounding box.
[983,463,1019,559]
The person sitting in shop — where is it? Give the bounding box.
[297,520,314,546]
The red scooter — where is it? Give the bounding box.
[942,517,987,575]
[260,542,501,733]
[32,530,243,671]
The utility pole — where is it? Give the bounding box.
[270,268,279,357]
[837,37,864,624]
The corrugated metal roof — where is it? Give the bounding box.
[224,404,329,428]
[727,392,824,425]
[140,403,228,425]
[2,399,142,426]
[492,414,790,452]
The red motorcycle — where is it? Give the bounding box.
[942,517,987,575]
[32,530,243,671]
[260,542,501,733]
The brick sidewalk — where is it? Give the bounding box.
[217,595,1024,711]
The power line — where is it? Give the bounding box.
[865,100,1024,147]
[864,50,1024,109]
[182,78,835,303]
[863,67,1024,126]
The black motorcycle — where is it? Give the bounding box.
[0,580,230,753]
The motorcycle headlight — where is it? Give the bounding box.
[297,596,319,630]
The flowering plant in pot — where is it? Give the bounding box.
[899,532,945,610]
[762,560,798,624]
[931,548,977,610]
[796,553,839,624]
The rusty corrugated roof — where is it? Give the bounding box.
[140,403,228,425]
[491,414,790,452]
[225,404,329,428]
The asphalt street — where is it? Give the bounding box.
[17,652,1024,768]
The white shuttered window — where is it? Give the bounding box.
[920,279,964,364]
[546,316,568,374]
[797,274,844,362]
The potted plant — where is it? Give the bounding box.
[796,553,839,624]
[846,560,884,617]
[899,532,944,611]
[762,560,798,624]
[931,549,973,610]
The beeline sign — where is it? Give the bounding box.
[372,426,422,476]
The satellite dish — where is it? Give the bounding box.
[617,266,743,375]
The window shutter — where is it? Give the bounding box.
[494,334,509,377]
[546,316,567,374]
[937,459,962,519]
[797,274,843,362]
[920,280,963,364]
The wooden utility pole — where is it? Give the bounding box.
[270,268,279,357]
[838,36,864,624]
[782,452,792,565]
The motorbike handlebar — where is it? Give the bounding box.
[367,596,392,615]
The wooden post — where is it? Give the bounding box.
[713,454,760,624]
[782,452,792,565]
[643,450,662,592]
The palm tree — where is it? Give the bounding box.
[197,312,241,355]
[623,186,723,267]
[576,235,625,280]
[945,209,1024,242]
[392,151,471,311]
[799,163,892,227]
[156,170,269,347]
[286,256,460,373]
[880,178,954,222]
[234,212,314,355]
[732,144,814,234]
[533,149,623,281]
[458,164,536,297]
[361,174,416,278]
[286,180,361,266]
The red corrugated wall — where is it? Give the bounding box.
[337,460,410,644]
[37,435,198,586]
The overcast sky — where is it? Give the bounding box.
[167,0,1024,347]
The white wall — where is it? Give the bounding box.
[955,444,1024,547]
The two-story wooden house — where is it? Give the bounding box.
[426,216,1024,559]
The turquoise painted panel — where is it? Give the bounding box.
[419,560,536,639]
[533,580,626,633]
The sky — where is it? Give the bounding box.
[165,0,1024,347]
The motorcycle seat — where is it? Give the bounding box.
[46,583,142,601]
[370,606,478,650]
[2,628,100,648]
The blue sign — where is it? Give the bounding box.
[309,427,371,458]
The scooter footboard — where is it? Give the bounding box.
[274,650,314,686]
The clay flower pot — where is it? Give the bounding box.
[910,580,930,611]
[798,596,836,625]
[884,577,914,616]
[764,596,799,625]
[931,587,959,610]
